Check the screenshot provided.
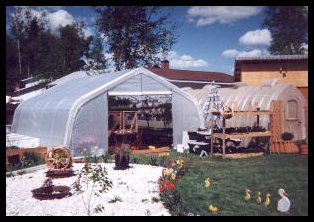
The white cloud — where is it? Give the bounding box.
[239,29,272,46]
[46,9,94,38]
[222,49,263,58]
[47,9,75,31]
[23,9,90,38]
[167,51,209,69]
[187,6,263,26]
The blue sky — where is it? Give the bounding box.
[6,6,272,75]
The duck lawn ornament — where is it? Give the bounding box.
[208,204,218,214]
[204,177,211,188]
[277,188,291,214]
[255,192,262,204]
[244,188,251,202]
[264,193,271,207]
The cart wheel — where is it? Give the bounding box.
[45,145,72,171]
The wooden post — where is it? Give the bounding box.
[256,107,260,147]
[210,117,214,156]
[222,117,226,159]
[256,107,260,127]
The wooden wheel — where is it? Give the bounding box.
[45,145,72,171]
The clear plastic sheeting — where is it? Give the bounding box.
[12,67,202,157]
[70,94,108,157]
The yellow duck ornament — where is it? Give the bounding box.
[204,177,211,188]
[208,204,218,214]
[256,192,262,204]
[264,193,271,207]
[244,188,251,202]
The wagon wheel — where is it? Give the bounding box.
[45,146,72,171]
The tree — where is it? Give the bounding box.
[9,6,48,78]
[6,34,19,93]
[59,22,92,74]
[85,35,107,70]
[72,160,112,216]
[263,6,308,55]
[95,6,177,71]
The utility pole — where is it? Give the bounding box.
[13,8,22,76]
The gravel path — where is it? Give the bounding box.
[6,163,170,216]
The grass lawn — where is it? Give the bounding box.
[172,153,308,216]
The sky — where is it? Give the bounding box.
[6,6,273,76]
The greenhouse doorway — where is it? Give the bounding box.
[107,93,173,153]
[285,99,303,139]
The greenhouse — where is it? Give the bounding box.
[181,78,307,141]
[12,67,203,157]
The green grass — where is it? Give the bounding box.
[172,153,308,216]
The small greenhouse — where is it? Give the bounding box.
[12,67,203,157]
[181,78,307,141]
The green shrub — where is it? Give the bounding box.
[101,153,113,163]
[158,155,167,167]
[159,189,185,215]
[148,155,159,166]
[130,155,140,164]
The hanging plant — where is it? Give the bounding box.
[281,132,294,141]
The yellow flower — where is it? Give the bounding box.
[171,173,176,180]
[176,159,184,168]
[162,168,170,176]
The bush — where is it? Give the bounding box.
[100,153,113,163]
[130,155,140,164]
[281,132,294,140]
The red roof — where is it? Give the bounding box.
[147,67,233,82]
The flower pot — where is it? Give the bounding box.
[114,154,129,170]
[41,185,54,194]
[299,144,308,155]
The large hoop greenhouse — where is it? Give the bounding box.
[12,67,203,156]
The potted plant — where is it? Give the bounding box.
[296,137,308,155]
[114,143,132,170]
[41,178,54,193]
[281,132,294,141]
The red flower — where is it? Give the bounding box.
[165,180,175,190]
[159,185,165,192]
